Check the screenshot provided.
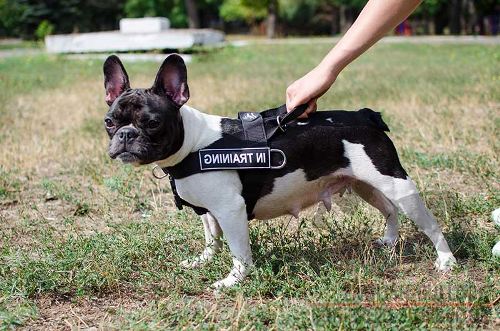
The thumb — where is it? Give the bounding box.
[286,87,299,113]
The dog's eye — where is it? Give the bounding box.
[104,118,114,128]
[148,120,160,129]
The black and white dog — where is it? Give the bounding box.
[103,54,456,289]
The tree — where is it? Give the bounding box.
[124,0,188,27]
[0,0,27,37]
[220,0,279,38]
[267,0,278,38]
[449,0,462,34]
[184,0,200,28]
[124,0,222,29]
[0,0,124,39]
[220,0,267,22]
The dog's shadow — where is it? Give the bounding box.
[249,189,497,277]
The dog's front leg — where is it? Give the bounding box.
[175,172,253,289]
[210,201,253,289]
[181,213,222,268]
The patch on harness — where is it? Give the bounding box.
[199,147,286,170]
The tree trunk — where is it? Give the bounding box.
[340,5,352,33]
[463,0,476,34]
[449,0,462,34]
[434,4,448,35]
[331,5,339,35]
[267,0,277,39]
[185,0,200,29]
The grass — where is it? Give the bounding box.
[0,40,41,51]
[0,41,499,329]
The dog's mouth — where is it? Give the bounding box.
[113,151,140,164]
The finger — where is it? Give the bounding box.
[287,94,308,114]
[298,99,317,119]
[285,89,296,112]
[305,98,318,115]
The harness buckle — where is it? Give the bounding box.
[152,165,168,179]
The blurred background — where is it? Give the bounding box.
[0,0,499,41]
[1,1,499,329]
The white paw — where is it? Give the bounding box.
[180,247,218,269]
[210,261,251,291]
[374,236,398,247]
[211,274,241,291]
[180,258,203,269]
[434,255,457,272]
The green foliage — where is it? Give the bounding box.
[413,0,447,16]
[220,0,268,22]
[124,0,188,27]
[34,19,53,40]
[0,0,498,39]
[0,0,124,39]
[474,0,499,13]
[334,0,367,9]
[0,0,27,37]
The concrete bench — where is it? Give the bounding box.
[45,17,224,54]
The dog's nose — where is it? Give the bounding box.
[118,127,138,143]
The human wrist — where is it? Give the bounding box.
[315,60,338,85]
[318,46,354,83]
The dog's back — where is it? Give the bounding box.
[235,109,406,219]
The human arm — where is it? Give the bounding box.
[286,0,422,114]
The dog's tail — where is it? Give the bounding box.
[359,108,390,132]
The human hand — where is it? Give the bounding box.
[286,64,336,117]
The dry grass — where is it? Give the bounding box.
[0,42,499,329]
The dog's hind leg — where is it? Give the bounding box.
[387,183,457,271]
[352,180,399,247]
[342,140,456,270]
[367,176,456,271]
[181,213,222,268]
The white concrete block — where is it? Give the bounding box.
[45,29,224,53]
[120,17,170,34]
[67,53,192,63]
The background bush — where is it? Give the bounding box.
[0,0,498,40]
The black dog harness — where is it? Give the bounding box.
[156,104,389,215]
[157,104,308,215]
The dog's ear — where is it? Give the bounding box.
[103,55,130,106]
[152,54,189,107]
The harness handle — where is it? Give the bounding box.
[276,104,309,131]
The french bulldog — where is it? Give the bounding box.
[103,54,457,289]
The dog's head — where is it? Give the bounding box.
[102,54,189,165]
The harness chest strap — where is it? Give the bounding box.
[167,174,209,215]
[158,104,309,215]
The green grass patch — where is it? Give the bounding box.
[401,148,497,178]
[0,42,498,329]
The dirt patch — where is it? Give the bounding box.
[24,293,149,330]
